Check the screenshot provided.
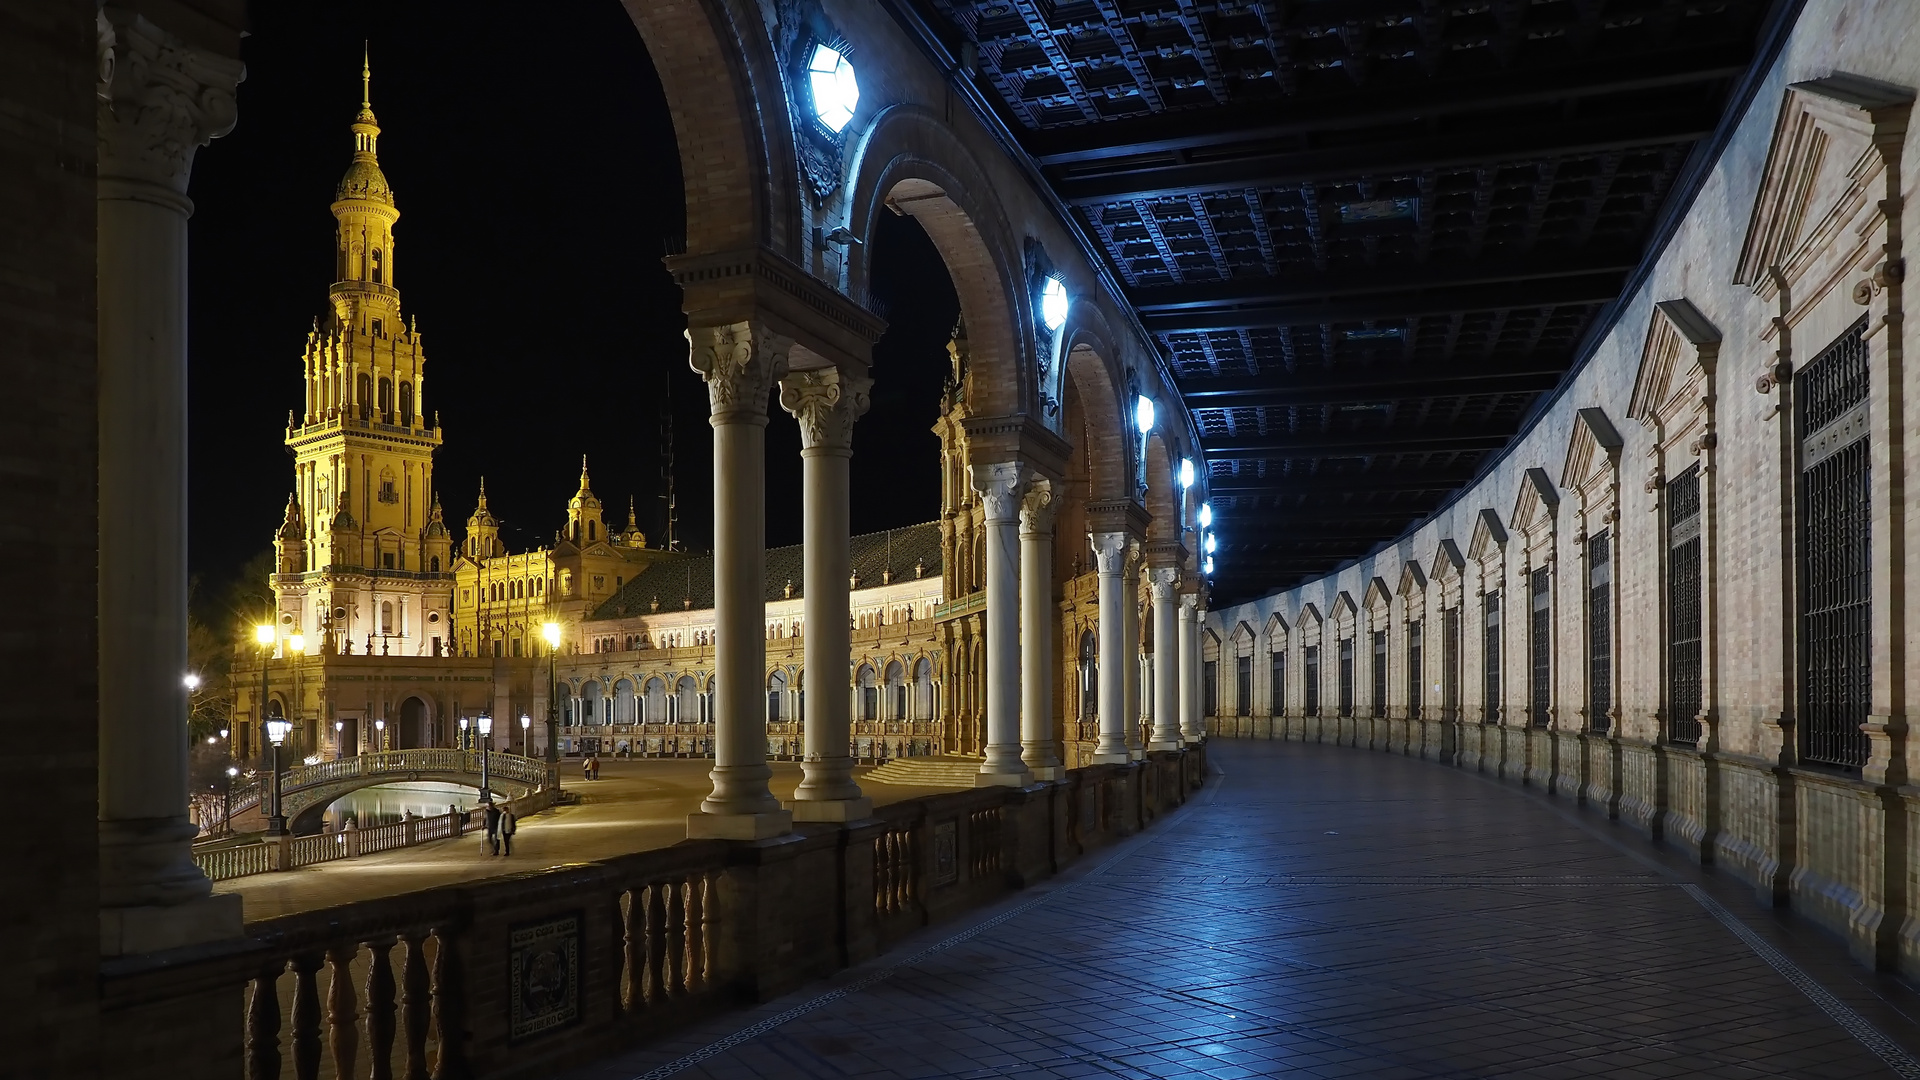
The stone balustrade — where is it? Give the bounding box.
[208,749,555,833]
[100,749,1204,1080]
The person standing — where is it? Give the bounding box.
[483,798,501,856]
[501,807,517,856]
[582,756,591,782]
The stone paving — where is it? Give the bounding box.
[567,740,1920,1080]
[215,759,950,922]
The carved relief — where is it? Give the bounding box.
[688,321,791,420]
[1018,478,1057,535]
[96,8,244,194]
[969,462,1029,523]
[778,367,871,449]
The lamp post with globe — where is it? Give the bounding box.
[520,713,531,757]
[542,622,562,768]
[374,718,385,753]
[458,715,469,751]
[476,714,493,801]
[265,718,291,836]
[223,765,238,837]
[253,623,275,762]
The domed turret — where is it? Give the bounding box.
[465,477,502,560]
[566,456,606,545]
[275,494,307,575]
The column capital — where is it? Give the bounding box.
[1147,566,1180,598]
[1018,478,1058,537]
[97,8,244,199]
[1089,530,1130,575]
[778,366,871,450]
[969,461,1029,524]
[1179,592,1199,615]
[689,320,790,422]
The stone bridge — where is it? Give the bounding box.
[221,749,557,833]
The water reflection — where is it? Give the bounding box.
[325,781,481,830]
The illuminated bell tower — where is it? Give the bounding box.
[275,53,451,658]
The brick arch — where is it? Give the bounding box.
[618,0,800,256]
[1054,301,1133,503]
[843,105,1030,418]
[1142,431,1179,545]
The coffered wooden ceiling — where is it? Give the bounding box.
[883,0,1795,602]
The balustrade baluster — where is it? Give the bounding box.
[620,889,640,1012]
[682,878,703,995]
[429,928,465,1080]
[664,881,686,997]
[246,963,284,1080]
[644,883,667,1005]
[290,953,323,1080]
[326,944,360,1080]
[400,933,432,1080]
[699,875,717,989]
[365,937,398,1080]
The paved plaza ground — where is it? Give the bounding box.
[214,759,952,922]
[566,740,1920,1080]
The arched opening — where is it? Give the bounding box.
[857,664,878,723]
[884,660,907,721]
[644,677,666,725]
[613,678,636,724]
[768,669,788,723]
[398,695,427,750]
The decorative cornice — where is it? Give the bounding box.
[96,8,244,199]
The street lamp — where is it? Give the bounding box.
[264,718,291,836]
[255,623,275,760]
[458,715,469,751]
[520,713,531,756]
[476,714,493,801]
[374,718,386,753]
[223,765,238,838]
[543,621,562,769]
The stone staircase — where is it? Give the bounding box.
[861,755,985,788]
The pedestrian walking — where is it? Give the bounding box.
[582,756,591,782]
[501,807,517,856]
[483,798,501,856]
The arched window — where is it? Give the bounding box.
[380,601,394,635]
[378,377,393,420]
[675,676,699,725]
[399,381,414,426]
[429,555,440,573]
[914,658,933,720]
[357,373,372,420]
[885,661,907,721]
[614,678,635,724]
[370,247,383,284]
[588,520,597,542]
[644,677,666,724]
[857,664,878,722]
[768,670,788,723]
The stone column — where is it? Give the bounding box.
[686,321,791,839]
[780,367,872,820]
[1149,569,1181,751]
[1090,532,1131,763]
[96,8,244,955]
[970,463,1032,786]
[1019,480,1063,780]
[1124,547,1144,759]
[1178,593,1202,741]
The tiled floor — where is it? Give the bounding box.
[568,739,1920,1079]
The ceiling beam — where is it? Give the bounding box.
[1187,371,1563,410]
[1026,45,1750,165]
[1056,108,1716,206]
[1182,357,1567,397]
[1135,252,1640,315]
[1204,471,1477,495]
[1213,503,1437,521]
[1205,426,1515,457]
[1144,271,1626,332]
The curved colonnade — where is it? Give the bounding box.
[1204,0,1920,977]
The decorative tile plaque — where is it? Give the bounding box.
[932,820,958,886]
[509,911,581,1043]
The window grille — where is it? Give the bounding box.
[1587,530,1612,734]
[1338,637,1355,717]
[1483,591,1501,722]
[1372,630,1388,715]
[1407,620,1423,720]
[1443,609,1460,717]
[1304,646,1321,715]
[1800,317,1871,769]
[1236,655,1252,717]
[1270,649,1285,716]
[1667,465,1703,744]
[1530,568,1551,729]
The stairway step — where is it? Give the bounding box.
[862,756,985,788]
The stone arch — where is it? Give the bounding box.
[613,677,637,724]
[844,106,1031,418]
[1058,305,1134,503]
[1142,431,1180,545]
[618,0,799,256]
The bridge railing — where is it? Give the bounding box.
[199,749,558,835]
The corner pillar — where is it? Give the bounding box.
[685,320,792,839]
[96,7,245,955]
[779,367,873,821]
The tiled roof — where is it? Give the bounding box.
[591,522,942,620]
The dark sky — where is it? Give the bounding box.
[187,2,957,589]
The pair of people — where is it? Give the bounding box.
[581,754,601,780]
[481,799,517,856]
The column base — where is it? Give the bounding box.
[1089,752,1131,765]
[786,797,872,823]
[101,892,242,957]
[975,768,1032,788]
[686,809,793,840]
[1129,748,1146,762]
[1027,766,1066,781]
[1182,733,1204,744]
[1148,739,1182,752]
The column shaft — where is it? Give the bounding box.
[1149,570,1181,750]
[1091,533,1130,763]
[972,464,1032,786]
[1124,559,1143,758]
[1020,481,1062,780]
[1178,595,1202,741]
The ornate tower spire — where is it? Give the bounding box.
[567,456,605,545]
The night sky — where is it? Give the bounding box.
[187,2,958,589]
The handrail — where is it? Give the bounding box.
[201,750,557,836]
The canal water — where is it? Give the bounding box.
[323,781,482,830]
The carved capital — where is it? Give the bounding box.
[689,321,790,422]
[1089,530,1129,576]
[1147,566,1180,599]
[1178,592,1199,615]
[968,461,1028,524]
[778,367,870,450]
[1018,478,1058,536]
[97,8,244,197]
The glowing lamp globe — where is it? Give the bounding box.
[265,719,291,746]
[1198,502,1213,529]
[807,44,859,133]
[542,622,561,647]
[1179,458,1195,489]
[1135,395,1156,434]
[1040,276,1068,332]
[255,624,275,646]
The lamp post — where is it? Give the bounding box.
[520,713,531,757]
[374,718,386,753]
[458,715,469,751]
[334,720,343,758]
[476,714,493,802]
[254,623,275,762]
[223,765,237,838]
[265,718,291,836]
[543,621,562,770]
